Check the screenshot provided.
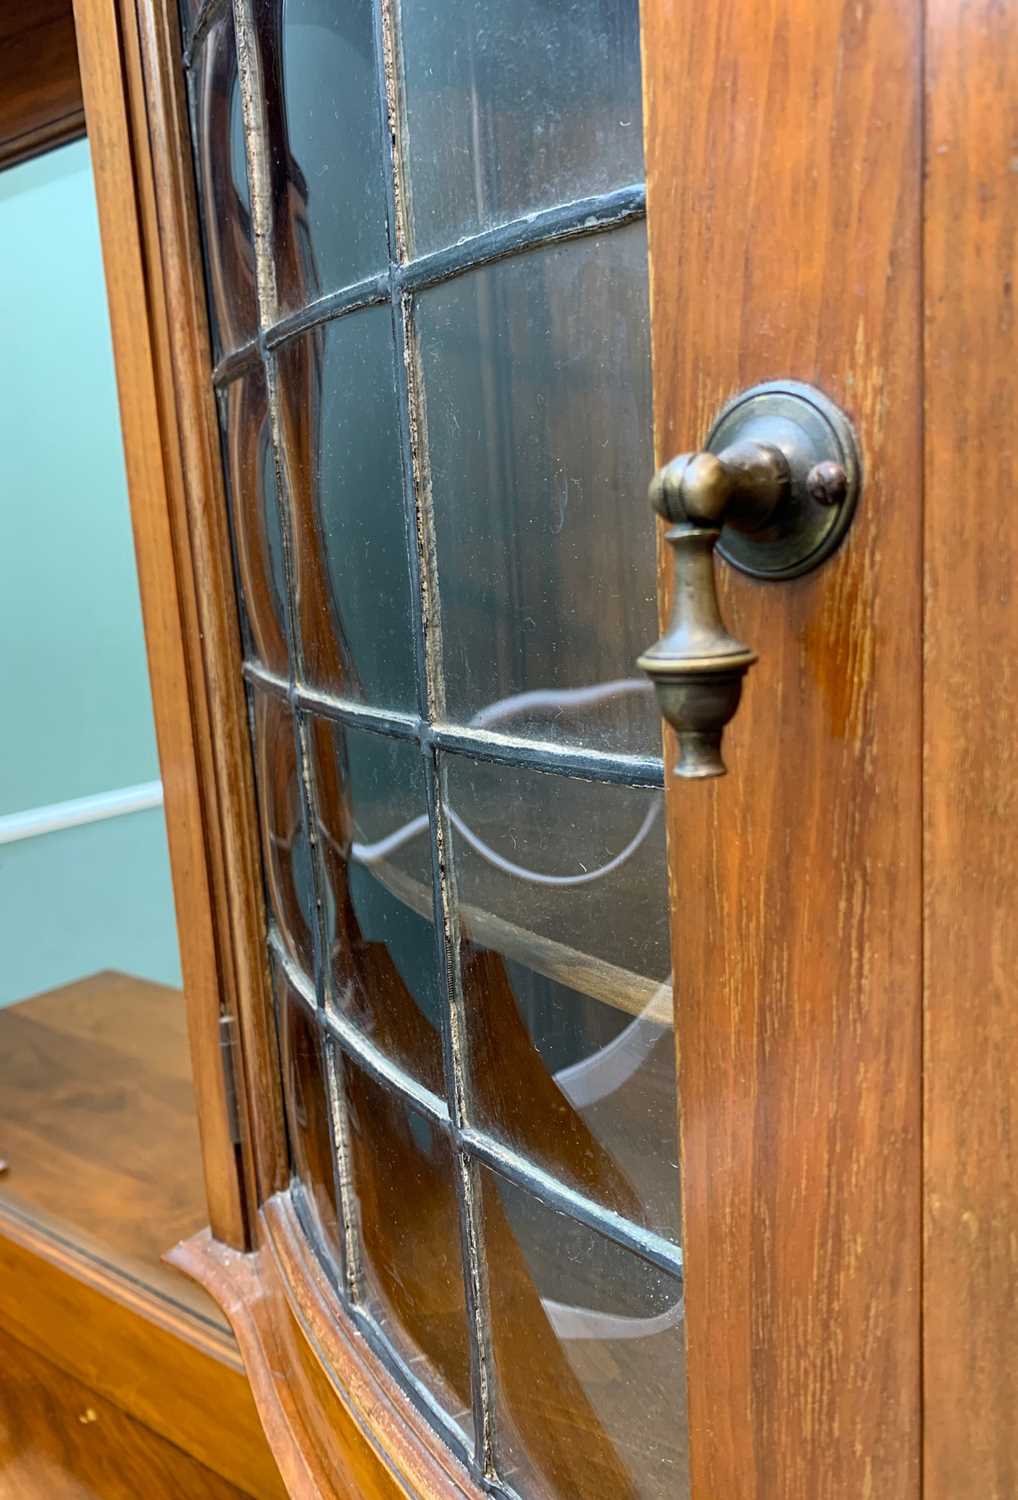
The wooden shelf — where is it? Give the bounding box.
[0,969,222,1326]
[371,859,673,1026]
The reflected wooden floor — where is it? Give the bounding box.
[0,969,221,1325]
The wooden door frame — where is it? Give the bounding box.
[73,0,284,1249]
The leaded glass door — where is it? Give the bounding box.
[84,0,1011,1480]
[184,0,686,1495]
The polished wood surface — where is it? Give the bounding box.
[72,0,259,1248]
[641,0,922,1494]
[0,1324,252,1499]
[0,973,285,1499]
[171,1197,486,1500]
[924,1,1018,1492]
[0,1210,286,1500]
[0,0,84,170]
[0,971,219,1320]
[132,0,289,1209]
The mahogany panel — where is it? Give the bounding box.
[0,0,84,170]
[0,1211,285,1499]
[924,0,1018,1491]
[0,1324,251,1500]
[640,0,923,1495]
[0,973,284,1497]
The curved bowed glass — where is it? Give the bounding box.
[183,0,688,1492]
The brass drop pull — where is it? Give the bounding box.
[639,382,860,779]
[638,442,784,778]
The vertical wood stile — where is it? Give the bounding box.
[639,0,924,1493]
[924,1,1018,1492]
[73,0,255,1246]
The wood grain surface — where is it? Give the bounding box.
[923,0,1018,1492]
[0,972,217,1320]
[0,1217,285,1500]
[131,0,290,1212]
[0,0,84,170]
[0,1324,252,1499]
[0,973,286,1499]
[640,0,923,1494]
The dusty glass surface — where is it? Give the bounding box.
[273,958,342,1268]
[220,365,289,679]
[255,0,388,314]
[444,754,678,1238]
[308,717,445,1097]
[481,1169,688,1499]
[250,688,316,976]
[344,1057,472,1440]
[418,225,659,756]
[177,0,204,39]
[183,0,687,1479]
[189,6,258,355]
[396,0,643,255]
[274,311,417,709]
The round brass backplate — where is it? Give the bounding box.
[707,381,861,580]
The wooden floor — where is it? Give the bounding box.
[0,1325,249,1499]
[0,970,223,1325]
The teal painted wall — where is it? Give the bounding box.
[0,140,183,1005]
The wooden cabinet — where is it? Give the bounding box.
[71,0,1018,1493]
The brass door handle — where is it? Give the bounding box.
[638,382,860,779]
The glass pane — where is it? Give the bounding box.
[344,1057,472,1439]
[178,0,202,38]
[250,688,316,975]
[418,225,658,757]
[308,717,445,1097]
[220,365,290,678]
[445,755,677,1238]
[0,140,214,1329]
[481,1169,688,1499]
[182,0,686,1484]
[274,311,417,709]
[256,0,389,315]
[273,956,342,1270]
[397,0,644,255]
[189,6,258,355]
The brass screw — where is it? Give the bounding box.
[806,460,848,507]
